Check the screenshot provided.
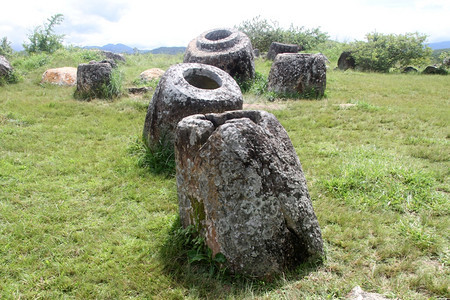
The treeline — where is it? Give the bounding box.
[236,16,449,73]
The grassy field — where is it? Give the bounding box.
[0,50,449,299]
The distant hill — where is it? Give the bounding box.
[427,41,450,50]
[85,43,135,54]
[147,47,186,55]
[84,43,186,55]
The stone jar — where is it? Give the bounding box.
[0,55,13,78]
[268,53,327,98]
[337,51,356,71]
[142,63,243,149]
[183,28,255,81]
[175,110,324,278]
[267,42,300,60]
[75,61,113,99]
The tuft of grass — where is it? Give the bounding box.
[128,137,175,176]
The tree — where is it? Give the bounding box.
[0,37,14,57]
[236,16,328,52]
[23,14,65,54]
[349,32,432,72]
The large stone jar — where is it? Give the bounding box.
[175,110,324,278]
[268,53,327,98]
[75,60,115,99]
[142,63,243,149]
[183,28,255,81]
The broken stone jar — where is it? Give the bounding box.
[142,63,243,149]
[75,60,114,99]
[268,53,327,98]
[183,28,255,81]
[175,110,324,278]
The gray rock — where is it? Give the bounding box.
[346,286,389,300]
[402,66,418,73]
[422,65,448,75]
[142,63,243,149]
[75,61,113,99]
[128,87,151,94]
[101,50,126,62]
[175,110,324,278]
[267,42,300,60]
[268,53,327,98]
[337,51,356,71]
[0,55,13,78]
[99,59,117,69]
[184,28,255,81]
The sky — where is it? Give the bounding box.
[1,0,449,51]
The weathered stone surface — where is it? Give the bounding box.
[143,63,243,149]
[0,55,13,77]
[140,68,165,82]
[101,50,126,62]
[346,286,389,300]
[268,53,327,98]
[41,67,77,86]
[175,110,324,278]
[422,65,448,75]
[337,51,356,70]
[267,42,300,60]
[184,28,255,81]
[402,66,418,73]
[75,61,113,98]
[128,87,152,94]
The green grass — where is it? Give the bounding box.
[1,49,449,299]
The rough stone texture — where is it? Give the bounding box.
[402,66,418,73]
[0,55,13,77]
[346,286,389,300]
[76,61,113,98]
[422,65,448,75]
[140,68,165,82]
[268,53,327,98]
[183,28,255,81]
[128,87,152,94]
[337,51,356,70]
[143,63,243,149]
[101,50,126,62]
[175,110,324,278]
[267,42,300,60]
[41,67,77,86]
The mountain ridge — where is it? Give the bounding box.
[427,41,450,50]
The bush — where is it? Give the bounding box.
[23,14,65,54]
[236,16,329,52]
[11,52,51,72]
[0,37,13,57]
[348,32,432,72]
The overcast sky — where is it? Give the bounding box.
[1,0,449,51]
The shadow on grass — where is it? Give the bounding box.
[158,216,323,299]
